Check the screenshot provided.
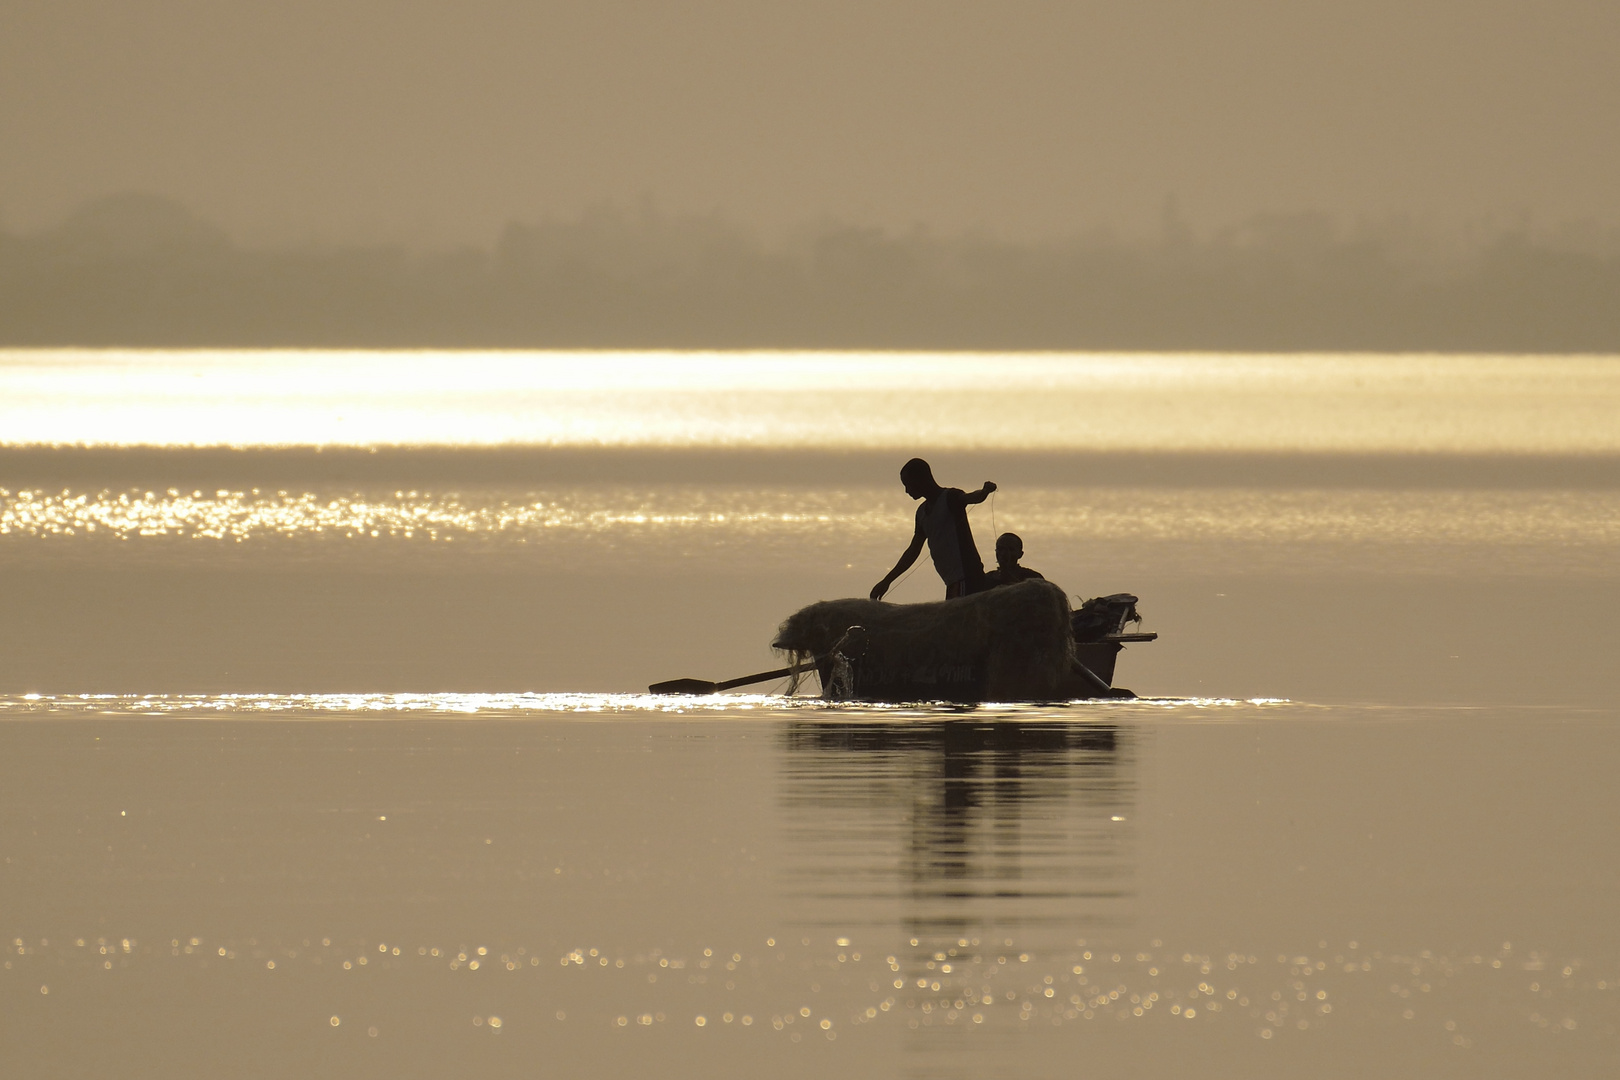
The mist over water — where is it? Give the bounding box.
[7,201,1620,351]
[3,350,1618,1078]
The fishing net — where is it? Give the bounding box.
[772,579,1075,701]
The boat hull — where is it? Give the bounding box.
[815,639,1135,703]
[774,582,1154,704]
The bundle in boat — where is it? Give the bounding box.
[772,579,1074,703]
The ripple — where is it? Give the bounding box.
[0,693,1292,718]
[3,486,1615,578]
[0,486,858,545]
[8,931,1610,1049]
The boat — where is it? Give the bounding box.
[769,579,1155,703]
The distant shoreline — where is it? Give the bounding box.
[5,195,1618,353]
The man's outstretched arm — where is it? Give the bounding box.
[871,529,925,601]
[964,481,997,505]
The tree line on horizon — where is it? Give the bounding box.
[2,193,1617,352]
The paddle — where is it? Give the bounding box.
[1072,659,1116,696]
[649,660,816,696]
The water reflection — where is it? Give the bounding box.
[778,718,1135,944]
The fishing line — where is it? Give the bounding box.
[888,555,922,595]
[886,484,995,601]
[968,488,997,541]
[876,492,926,600]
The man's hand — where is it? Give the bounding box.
[870,580,890,602]
[965,480,998,505]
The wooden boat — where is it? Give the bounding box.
[769,580,1156,703]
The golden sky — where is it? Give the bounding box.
[2,1,1616,245]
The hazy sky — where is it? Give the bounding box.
[2,0,1617,246]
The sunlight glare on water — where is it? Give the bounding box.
[0,693,1282,717]
[5,484,1616,576]
[4,349,1620,452]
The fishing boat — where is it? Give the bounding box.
[651,580,1156,702]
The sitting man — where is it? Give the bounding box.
[982,532,1045,589]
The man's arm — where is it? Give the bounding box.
[963,481,997,505]
[871,521,926,601]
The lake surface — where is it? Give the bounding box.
[2,350,1617,1078]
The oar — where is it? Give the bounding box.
[1072,660,1115,696]
[1072,659,1136,699]
[649,659,816,696]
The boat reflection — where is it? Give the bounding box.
[777,717,1137,953]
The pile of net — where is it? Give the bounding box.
[772,579,1075,701]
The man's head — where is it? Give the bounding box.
[899,458,938,500]
[995,532,1024,567]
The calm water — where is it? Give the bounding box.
[5,349,1620,451]
[2,350,1618,1077]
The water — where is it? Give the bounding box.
[2,349,1618,1077]
[6,349,1620,451]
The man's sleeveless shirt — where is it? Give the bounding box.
[917,489,985,586]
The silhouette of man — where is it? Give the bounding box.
[982,532,1045,589]
[870,458,996,601]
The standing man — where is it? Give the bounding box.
[870,458,996,600]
